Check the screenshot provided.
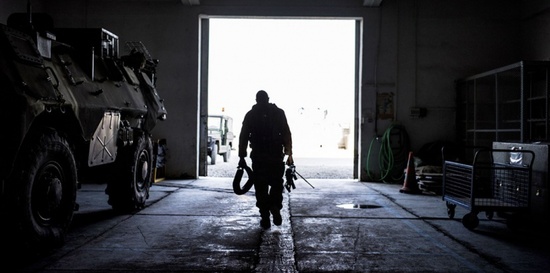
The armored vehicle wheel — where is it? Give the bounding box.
[107,134,153,212]
[210,144,217,165]
[12,130,77,246]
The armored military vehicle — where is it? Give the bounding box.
[0,9,167,246]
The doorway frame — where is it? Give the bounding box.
[198,15,363,179]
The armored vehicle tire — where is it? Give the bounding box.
[107,134,153,212]
[12,130,78,247]
[210,144,217,165]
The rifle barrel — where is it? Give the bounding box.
[295,170,315,189]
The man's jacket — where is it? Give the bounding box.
[239,103,292,159]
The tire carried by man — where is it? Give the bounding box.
[233,165,254,195]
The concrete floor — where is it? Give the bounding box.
[4,177,550,273]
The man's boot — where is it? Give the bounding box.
[260,210,271,229]
[271,207,282,226]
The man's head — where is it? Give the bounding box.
[256,90,269,104]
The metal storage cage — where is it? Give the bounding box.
[442,148,535,230]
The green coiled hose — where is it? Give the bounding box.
[365,123,410,182]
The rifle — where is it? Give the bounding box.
[285,165,314,192]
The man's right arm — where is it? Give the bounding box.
[238,118,249,168]
[238,115,250,158]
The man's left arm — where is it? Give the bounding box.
[280,110,293,165]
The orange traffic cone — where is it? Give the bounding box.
[400,151,421,194]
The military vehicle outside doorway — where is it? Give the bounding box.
[207,115,234,164]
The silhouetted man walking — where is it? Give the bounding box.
[239,90,293,229]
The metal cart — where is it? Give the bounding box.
[442,148,535,230]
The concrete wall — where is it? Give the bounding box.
[521,1,550,60]
[1,0,549,181]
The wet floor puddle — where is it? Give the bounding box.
[337,204,382,209]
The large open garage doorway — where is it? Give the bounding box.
[199,17,361,179]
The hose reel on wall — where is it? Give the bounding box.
[366,123,410,182]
